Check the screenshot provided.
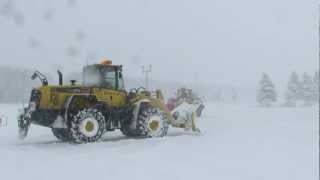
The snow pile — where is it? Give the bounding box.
[0,103,318,180]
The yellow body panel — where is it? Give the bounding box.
[37,85,127,110]
[92,88,126,107]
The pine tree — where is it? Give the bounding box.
[300,73,315,106]
[314,71,319,104]
[257,73,277,107]
[284,72,301,107]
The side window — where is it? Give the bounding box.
[103,71,116,89]
[83,67,100,87]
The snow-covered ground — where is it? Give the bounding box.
[0,103,318,180]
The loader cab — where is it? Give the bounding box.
[83,61,125,91]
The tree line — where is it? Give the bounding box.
[0,66,318,106]
[257,71,319,107]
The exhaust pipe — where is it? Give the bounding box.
[57,70,63,86]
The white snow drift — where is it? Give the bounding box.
[0,103,318,180]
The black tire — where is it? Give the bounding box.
[51,128,71,142]
[120,122,135,137]
[135,104,169,138]
[69,108,106,143]
[119,107,136,137]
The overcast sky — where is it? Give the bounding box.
[0,0,318,89]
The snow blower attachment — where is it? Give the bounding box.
[167,88,205,118]
[18,60,201,143]
[169,102,201,132]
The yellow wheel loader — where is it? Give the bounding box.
[18,60,200,143]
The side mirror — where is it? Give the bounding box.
[119,72,123,79]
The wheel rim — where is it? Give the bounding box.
[147,116,164,137]
[85,121,95,132]
[79,117,99,138]
[148,120,159,131]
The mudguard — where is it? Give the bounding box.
[129,99,151,131]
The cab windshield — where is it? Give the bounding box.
[83,65,120,90]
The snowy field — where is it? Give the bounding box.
[0,103,318,180]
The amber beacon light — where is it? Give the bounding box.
[101,59,112,65]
